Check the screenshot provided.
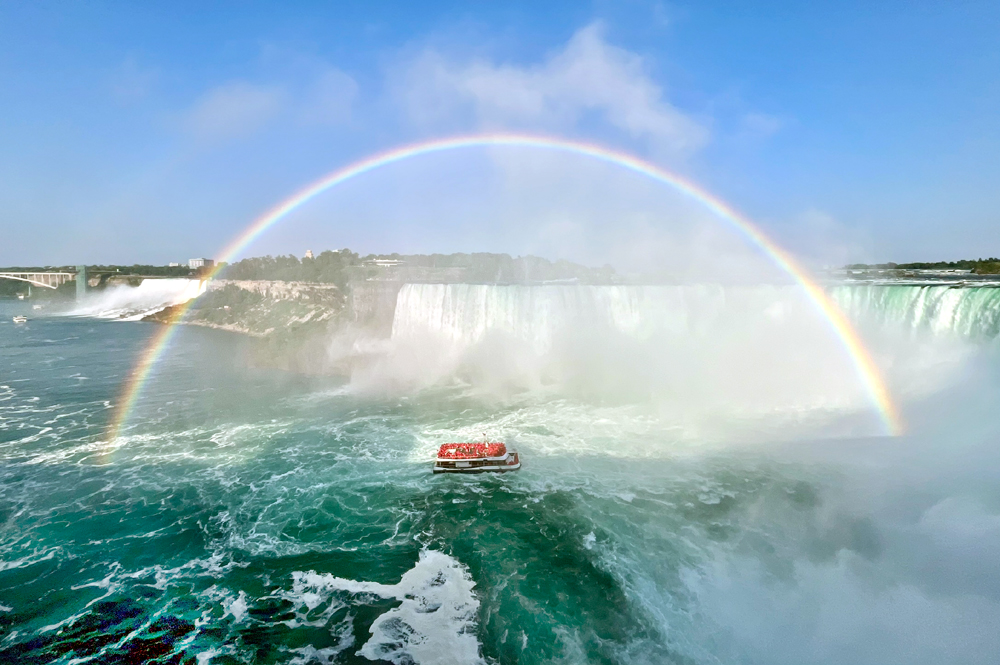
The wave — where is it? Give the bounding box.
[69,278,205,321]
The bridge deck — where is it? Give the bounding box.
[0,272,76,289]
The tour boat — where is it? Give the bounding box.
[12,316,27,323]
[433,441,521,474]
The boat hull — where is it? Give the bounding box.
[433,463,521,474]
[433,452,521,474]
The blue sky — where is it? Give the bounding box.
[1,1,998,267]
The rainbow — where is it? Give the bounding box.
[109,133,904,444]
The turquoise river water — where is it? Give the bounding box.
[2,287,1000,665]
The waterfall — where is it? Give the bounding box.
[390,284,1000,348]
[70,278,206,321]
[829,284,1000,339]
[390,283,734,352]
[383,283,880,418]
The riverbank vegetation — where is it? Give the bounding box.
[219,249,618,285]
[845,258,1000,274]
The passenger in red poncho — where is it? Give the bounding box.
[437,442,507,459]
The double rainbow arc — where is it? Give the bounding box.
[109,133,903,444]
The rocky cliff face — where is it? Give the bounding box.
[143,278,407,374]
[349,281,403,334]
[144,280,347,336]
[206,279,343,301]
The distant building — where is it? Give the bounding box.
[168,262,180,267]
[189,258,214,269]
[304,249,314,259]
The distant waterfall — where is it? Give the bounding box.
[391,283,1000,348]
[70,278,206,321]
[393,284,708,350]
[389,283,835,352]
[829,285,1000,339]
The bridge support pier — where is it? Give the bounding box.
[76,265,87,300]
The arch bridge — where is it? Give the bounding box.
[0,271,76,289]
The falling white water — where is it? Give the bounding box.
[358,283,878,431]
[69,278,206,321]
[391,283,734,352]
[829,284,1000,339]
[393,283,1000,350]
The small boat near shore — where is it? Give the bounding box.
[433,441,521,474]
[12,316,27,323]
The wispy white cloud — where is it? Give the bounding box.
[109,56,158,103]
[740,112,784,140]
[390,23,709,158]
[184,81,286,140]
[297,67,359,126]
[181,59,359,141]
[651,2,673,28]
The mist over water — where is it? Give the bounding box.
[349,283,886,439]
[3,0,997,660]
[2,281,1000,664]
[67,278,206,320]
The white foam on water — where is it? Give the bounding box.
[287,645,349,665]
[288,550,484,665]
[0,547,58,573]
[286,623,355,664]
[275,581,348,630]
[22,436,128,466]
[222,591,248,623]
[123,553,246,593]
[195,647,224,665]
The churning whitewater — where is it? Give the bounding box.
[69,278,207,321]
[2,284,1000,664]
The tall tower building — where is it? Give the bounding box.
[305,249,314,259]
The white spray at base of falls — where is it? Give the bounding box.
[347,282,1000,437]
[349,283,882,437]
[390,283,728,351]
[69,278,206,321]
